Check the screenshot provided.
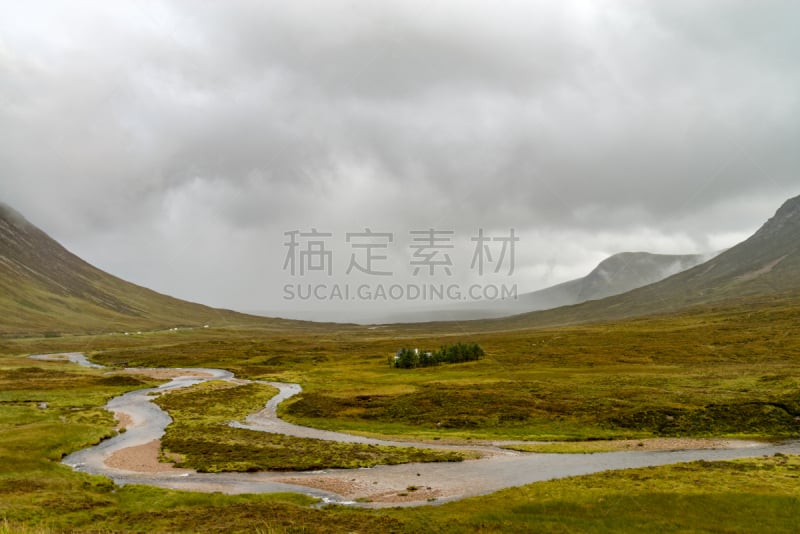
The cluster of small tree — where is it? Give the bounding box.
[390,342,485,369]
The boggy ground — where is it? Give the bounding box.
[153,380,465,472]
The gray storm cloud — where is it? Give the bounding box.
[1,0,798,317]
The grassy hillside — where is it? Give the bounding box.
[516,251,708,309]
[463,194,800,330]
[0,204,316,336]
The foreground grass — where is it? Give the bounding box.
[0,362,159,464]
[155,380,465,472]
[385,454,800,533]
[0,478,399,533]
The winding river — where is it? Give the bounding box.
[34,353,800,508]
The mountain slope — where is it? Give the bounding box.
[494,194,800,328]
[426,251,709,322]
[519,251,709,307]
[0,204,282,335]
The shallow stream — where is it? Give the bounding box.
[34,353,800,508]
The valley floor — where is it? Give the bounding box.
[2,298,799,531]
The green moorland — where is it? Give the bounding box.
[1,294,799,531]
[55,294,800,442]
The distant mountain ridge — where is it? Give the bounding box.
[416,251,711,323]
[493,193,800,328]
[0,203,290,335]
[630,194,800,302]
[518,251,710,308]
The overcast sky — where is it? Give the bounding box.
[2,1,798,321]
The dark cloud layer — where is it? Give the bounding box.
[2,1,798,318]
